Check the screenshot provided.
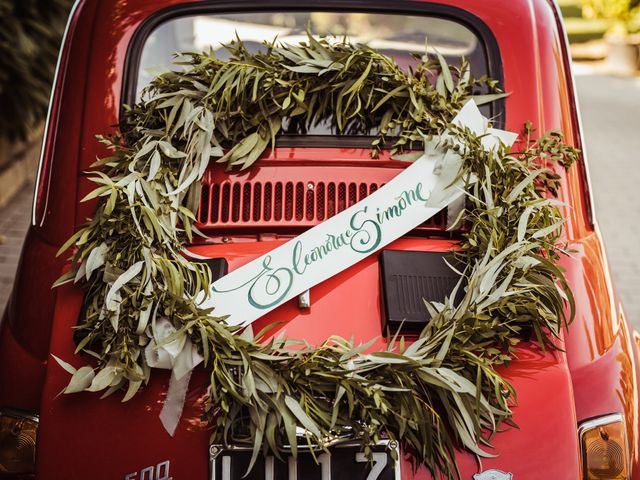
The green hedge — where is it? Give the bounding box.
[0,0,72,141]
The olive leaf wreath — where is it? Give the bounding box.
[54,34,578,479]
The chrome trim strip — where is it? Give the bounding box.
[564,52,598,228]
[0,407,40,424]
[577,412,624,435]
[31,0,83,227]
[577,413,629,480]
[548,0,597,228]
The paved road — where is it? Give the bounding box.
[0,73,639,329]
[0,185,32,310]
[576,73,640,329]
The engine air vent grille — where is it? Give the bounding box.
[197,179,447,231]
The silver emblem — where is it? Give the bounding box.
[473,470,513,480]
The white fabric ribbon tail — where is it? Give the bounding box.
[144,317,204,436]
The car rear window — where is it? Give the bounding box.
[130,10,501,138]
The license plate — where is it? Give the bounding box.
[209,441,400,480]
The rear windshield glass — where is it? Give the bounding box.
[134,11,495,136]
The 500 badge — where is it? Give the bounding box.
[124,460,171,480]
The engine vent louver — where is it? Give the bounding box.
[196,180,448,231]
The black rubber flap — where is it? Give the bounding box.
[380,250,462,333]
[198,257,228,282]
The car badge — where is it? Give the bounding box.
[473,470,513,480]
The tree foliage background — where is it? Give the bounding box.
[581,0,640,29]
[0,0,72,140]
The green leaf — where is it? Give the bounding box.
[284,65,321,74]
[122,380,142,402]
[87,367,119,392]
[105,261,144,311]
[52,354,77,375]
[471,92,510,106]
[284,396,321,438]
[436,52,454,93]
[65,366,95,394]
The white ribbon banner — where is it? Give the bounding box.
[200,101,518,326]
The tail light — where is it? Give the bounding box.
[0,408,38,477]
[579,414,629,480]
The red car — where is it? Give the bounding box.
[1,0,638,479]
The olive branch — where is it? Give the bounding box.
[54,34,578,479]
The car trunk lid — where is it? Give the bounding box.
[37,239,580,479]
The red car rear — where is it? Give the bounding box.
[1,1,639,479]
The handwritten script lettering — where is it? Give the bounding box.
[212,183,428,309]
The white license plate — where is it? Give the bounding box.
[209,441,401,480]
